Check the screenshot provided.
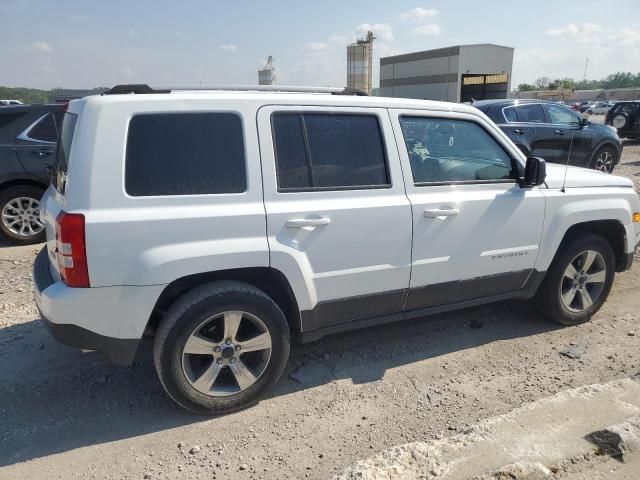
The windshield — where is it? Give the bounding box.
[54,112,77,194]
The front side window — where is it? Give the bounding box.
[272,112,389,191]
[545,104,581,125]
[125,112,246,196]
[399,117,514,184]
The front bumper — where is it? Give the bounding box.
[33,247,162,366]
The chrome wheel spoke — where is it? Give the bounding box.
[193,362,223,392]
[563,263,578,279]
[579,288,594,309]
[238,332,271,353]
[586,269,606,284]
[183,333,217,355]
[562,287,577,306]
[229,359,257,390]
[582,251,597,272]
[223,311,243,342]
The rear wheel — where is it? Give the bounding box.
[154,281,290,414]
[591,146,617,173]
[0,185,46,245]
[535,233,615,326]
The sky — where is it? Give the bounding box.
[1,0,639,90]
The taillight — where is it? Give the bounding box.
[55,211,90,287]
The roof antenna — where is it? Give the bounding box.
[560,128,577,193]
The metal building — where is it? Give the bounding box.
[379,44,514,102]
[259,56,276,86]
[347,31,375,94]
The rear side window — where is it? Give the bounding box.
[27,114,57,142]
[55,113,78,193]
[512,104,546,123]
[125,112,246,196]
[272,112,389,191]
[0,112,27,129]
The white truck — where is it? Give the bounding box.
[33,85,640,413]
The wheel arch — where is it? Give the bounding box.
[0,177,48,194]
[551,220,627,273]
[590,140,622,166]
[145,267,301,338]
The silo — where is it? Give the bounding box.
[259,56,276,86]
[347,31,375,94]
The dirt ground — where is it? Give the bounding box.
[1,128,639,480]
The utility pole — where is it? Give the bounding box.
[583,58,589,81]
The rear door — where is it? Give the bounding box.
[390,109,545,310]
[506,103,563,164]
[13,110,63,181]
[257,105,412,331]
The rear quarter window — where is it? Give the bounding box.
[125,112,247,197]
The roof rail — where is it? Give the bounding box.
[103,84,368,96]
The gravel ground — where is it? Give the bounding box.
[0,128,639,480]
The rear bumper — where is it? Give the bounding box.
[33,247,164,366]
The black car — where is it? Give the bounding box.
[474,99,622,173]
[0,104,65,245]
[606,101,640,140]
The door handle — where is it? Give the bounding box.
[513,129,526,134]
[31,149,54,157]
[424,208,460,218]
[286,217,331,228]
[554,130,566,136]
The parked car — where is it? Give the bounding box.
[34,85,640,414]
[473,99,622,173]
[606,101,640,140]
[0,104,65,244]
[585,102,615,115]
[0,99,24,106]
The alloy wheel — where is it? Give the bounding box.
[181,310,272,397]
[559,250,607,313]
[595,151,614,173]
[1,196,44,238]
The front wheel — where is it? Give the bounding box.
[591,146,617,173]
[154,281,290,414]
[534,233,615,326]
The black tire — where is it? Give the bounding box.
[534,233,615,326]
[154,280,290,414]
[590,145,618,173]
[0,185,46,245]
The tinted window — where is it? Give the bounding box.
[545,104,581,125]
[399,117,513,184]
[125,112,246,196]
[55,113,78,193]
[513,104,546,123]
[272,113,389,190]
[28,114,57,142]
[503,107,518,122]
[272,113,311,189]
[0,112,27,129]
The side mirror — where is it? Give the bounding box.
[579,117,589,127]
[521,157,546,187]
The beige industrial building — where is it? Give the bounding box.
[347,31,375,94]
[259,56,276,86]
[379,44,514,102]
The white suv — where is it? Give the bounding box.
[34,85,640,413]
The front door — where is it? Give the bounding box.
[390,109,546,310]
[257,105,413,330]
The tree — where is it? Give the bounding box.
[517,83,536,92]
[534,77,552,90]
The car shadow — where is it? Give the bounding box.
[0,300,560,467]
